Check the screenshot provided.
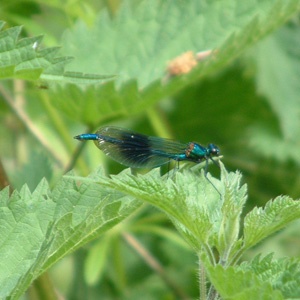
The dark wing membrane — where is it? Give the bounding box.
[94,126,187,168]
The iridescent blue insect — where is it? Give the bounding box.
[74,126,220,174]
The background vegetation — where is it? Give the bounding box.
[1,0,300,299]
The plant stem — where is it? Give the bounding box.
[198,260,207,300]
[39,93,90,174]
[0,82,63,165]
[207,285,219,300]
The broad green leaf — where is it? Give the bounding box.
[55,0,300,126]
[51,81,140,126]
[90,162,246,260]
[62,0,300,87]
[0,169,141,299]
[248,125,300,163]
[241,254,300,299]
[243,196,300,249]
[253,22,300,142]
[247,20,300,164]
[0,21,114,83]
[205,263,283,300]
[95,167,219,251]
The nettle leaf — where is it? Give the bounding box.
[0,169,141,299]
[205,263,284,300]
[54,0,300,126]
[51,81,140,126]
[217,166,247,261]
[95,167,218,251]
[248,21,300,162]
[241,254,300,299]
[0,21,114,83]
[90,162,246,258]
[253,22,300,142]
[62,0,300,87]
[243,196,300,249]
[248,125,300,163]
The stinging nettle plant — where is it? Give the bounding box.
[1,0,300,299]
[1,163,300,299]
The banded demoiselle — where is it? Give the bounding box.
[74,126,220,175]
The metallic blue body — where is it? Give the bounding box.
[74,126,220,168]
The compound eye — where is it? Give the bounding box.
[208,144,220,156]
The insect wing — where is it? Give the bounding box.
[94,127,187,168]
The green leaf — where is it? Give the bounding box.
[51,81,140,126]
[90,162,246,262]
[0,169,141,299]
[217,166,247,263]
[0,21,114,83]
[0,182,55,299]
[248,125,300,163]
[63,0,300,87]
[241,254,300,299]
[95,167,219,251]
[55,0,300,125]
[247,20,300,163]
[205,263,284,300]
[243,196,300,249]
[253,21,300,142]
